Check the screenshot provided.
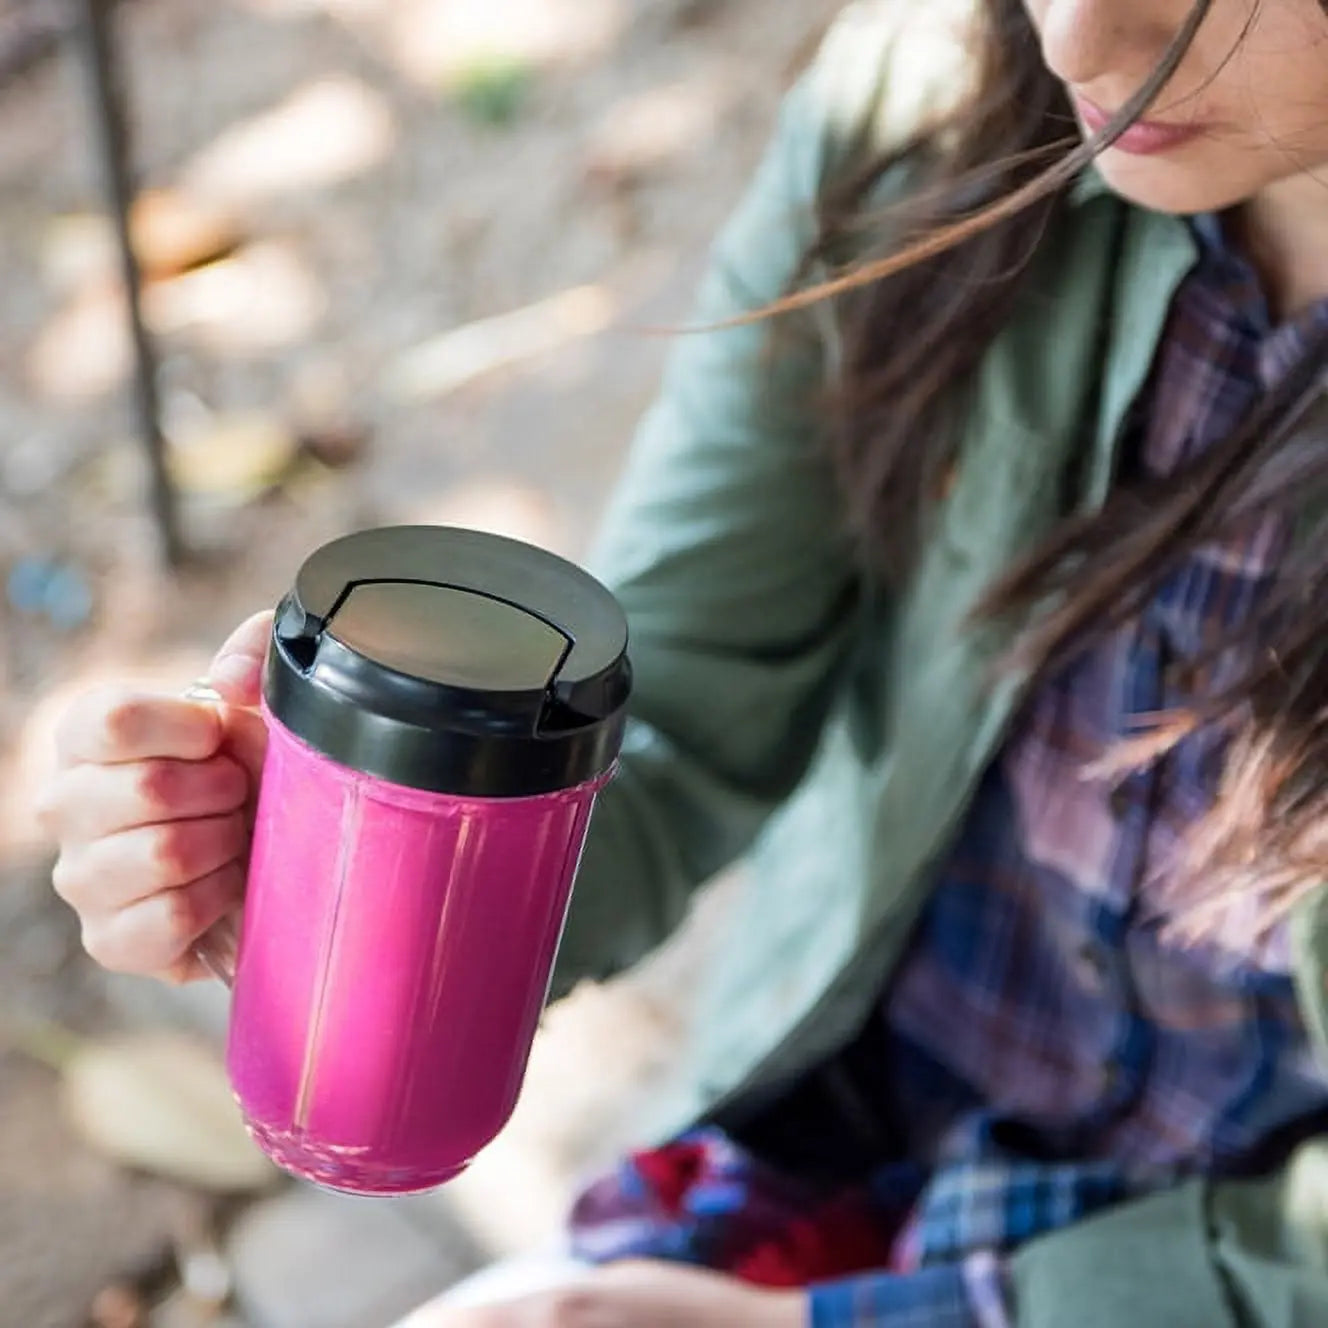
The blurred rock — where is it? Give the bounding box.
[0,0,69,83]
[150,1293,239,1328]
[228,1186,482,1328]
[180,77,395,209]
[102,971,234,1044]
[40,213,116,296]
[167,412,301,504]
[25,278,131,401]
[150,1291,244,1328]
[669,0,729,29]
[178,1246,232,1308]
[584,79,724,187]
[0,1057,193,1328]
[0,428,85,497]
[384,0,621,87]
[0,864,91,1026]
[288,353,357,434]
[61,1032,277,1193]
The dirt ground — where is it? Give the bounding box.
[0,1,844,1324]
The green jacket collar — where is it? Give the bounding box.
[1069,163,1113,208]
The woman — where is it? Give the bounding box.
[41,0,1328,1323]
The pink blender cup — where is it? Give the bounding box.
[223,525,631,1194]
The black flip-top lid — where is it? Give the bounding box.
[264,526,631,797]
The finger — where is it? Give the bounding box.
[389,1300,520,1328]
[220,704,270,793]
[388,1264,603,1328]
[79,861,245,975]
[46,755,249,843]
[53,811,248,912]
[205,611,274,706]
[159,952,212,985]
[56,689,225,767]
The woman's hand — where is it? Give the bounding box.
[39,612,274,982]
[394,1260,805,1328]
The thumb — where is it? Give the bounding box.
[205,611,273,707]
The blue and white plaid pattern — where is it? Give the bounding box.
[572,220,1328,1326]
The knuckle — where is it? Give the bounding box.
[102,695,147,753]
[80,918,124,972]
[49,854,75,903]
[52,697,95,765]
[165,882,204,943]
[149,822,193,880]
[50,852,97,911]
[134,760,176,817]
[160,958,199,987]
[218,812,249,859]
[215,756,249,803]
[34,784,61,836]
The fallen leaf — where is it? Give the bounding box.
[143,239,325,356]
[40,192,242,296]
[131,189,244,281]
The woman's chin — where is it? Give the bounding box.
[1091,150,1260,218]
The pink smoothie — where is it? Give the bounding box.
[226,710,605,1194]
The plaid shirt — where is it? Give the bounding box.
[569,220,1328,1326]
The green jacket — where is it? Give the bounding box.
[551,4,1328,1322]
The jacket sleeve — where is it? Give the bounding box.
[546,62,863,999]
[1009,1149,1328,1328]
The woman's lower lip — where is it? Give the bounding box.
[1075,95,1206,156]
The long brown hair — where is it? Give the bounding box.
[803,0,1328,936]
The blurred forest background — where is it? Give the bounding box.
[0,0,843,1324]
